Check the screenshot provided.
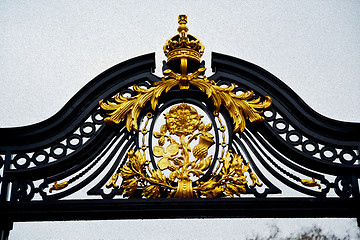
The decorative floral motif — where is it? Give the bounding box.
[196,151,258,198]
[153,143,179,170]
[118,149,174,198]
[99,67,271,133]
[99,15,271,133]
[164,103,202,136]
[107,103,263,198]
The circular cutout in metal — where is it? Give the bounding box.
[339,150,356,164]
[92,110,104,125]
[302,140,319,155]
[50,144,67,159]
[32,151,50,165]
[286,130,302,146]
[67,134,83,150]
[13,154,31,169]
[264,109,276,122]
[80,122,96,137]
[320,146,337,162]
[273,119,289,134]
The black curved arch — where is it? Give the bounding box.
[0,53,157,151]
[0,52,359,236]
[210,52,360,177]
[210,52,360,142]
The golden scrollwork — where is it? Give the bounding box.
[196,150,254,198]
[99,15,271,133]
[49,181,69,193]
[102,16,269,197]
[187,71,272,133]
[100,67,271,133]
[107,103,262,198]
[99,78,179,131]
[106,173,120,189]
[301,177,321,189]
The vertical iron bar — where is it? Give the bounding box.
[0,222,13,240]
[0,151,11,202]
[0,152,13,239]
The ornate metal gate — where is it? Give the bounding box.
[1,15,359,239]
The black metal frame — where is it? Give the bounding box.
[0,52,359,239]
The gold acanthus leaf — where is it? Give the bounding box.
[196,151,252,198]
[114,148,262,198]
[99,67,271,133]
[117,149,175,198]
[190,77,272,133]
[99,78,179,132]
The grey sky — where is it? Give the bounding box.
[1,1,360,239]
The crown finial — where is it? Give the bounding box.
[177,15,188,36]
[178,15,187,24]
[163,15,204,67]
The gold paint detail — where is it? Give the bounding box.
[163,15,204,63]
[119,149,176,198]
[164,103,202,136]
[250,172,263,188]
[188,72,272,133]
[100,67,271,133]
[140,112,153,153]
[301,178,321,189]
[106,173,120,189]
[111,103,262,198]
[99,15,271,133]
[99,79,179,132]
[49,181,69,193]
[214,112,227,172]
[196,151,251,198]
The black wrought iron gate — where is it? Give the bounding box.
[0,15,359,240]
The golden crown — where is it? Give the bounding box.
[163,15,204,63]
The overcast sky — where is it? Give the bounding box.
[1,1,360,239]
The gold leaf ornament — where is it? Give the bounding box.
[49,181,69,193]
[116,149,175,198]
[122,178,140,195]
[99,78,179,132]
[111,103,263,198]
[153,143,179,170]
[99,15,271,134]
[250,172,263,188]
[99,70,271,134]
[143,185,161,198]
[196,151,256,198]
[106,173,120,189]
[164,103,203,136]
[189,78,272,133]
[192,155,212,171]
[301,177,321,189]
